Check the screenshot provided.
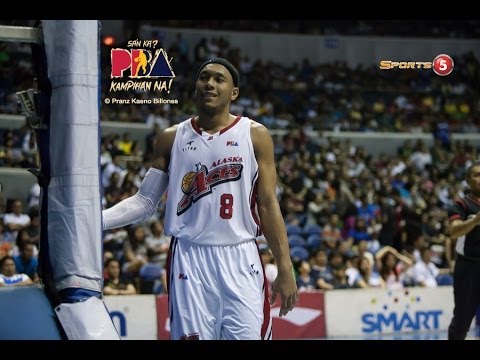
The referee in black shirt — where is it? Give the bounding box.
[448,160,480,340]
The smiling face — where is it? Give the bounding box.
[195,63,239,114]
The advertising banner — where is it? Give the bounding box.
[271,292,326,339]
[105,295,158,339]
[325,287,454,337]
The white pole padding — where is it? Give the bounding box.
[42,20,103,293]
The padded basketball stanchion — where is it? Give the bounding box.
[1,21,119,340]
[37,20,119,339]
[0,23,62,341]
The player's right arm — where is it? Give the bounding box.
[102,126,177,230]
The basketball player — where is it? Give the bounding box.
[103,58,298,340]
[447,160,480,340]
[133,50,148,77]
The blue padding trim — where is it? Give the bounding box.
[58,288,102,303]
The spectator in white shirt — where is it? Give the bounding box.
[2,200,30,245]
[0,256,33,286]
[412,246,439,287]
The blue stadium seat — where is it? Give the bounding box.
[139,263,163,280]
[303,224,322,236]
[286,224,303,236]
[290,246,310,262]
[306,234,322,250]
[139,263,164,294]
[288,234,307,248]
[436,273,454,286]
[152,280,164,295]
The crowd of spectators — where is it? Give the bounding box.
[1,27,479,137]
[2,122,471,293]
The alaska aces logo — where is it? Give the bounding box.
[177,163,243,215]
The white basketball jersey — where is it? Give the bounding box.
[164,116,261,245]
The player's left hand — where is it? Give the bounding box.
[270,268,298,317]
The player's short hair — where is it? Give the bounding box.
[197,58,239,87]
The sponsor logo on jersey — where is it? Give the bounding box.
[177,162,243,215]
[181,140,196,152]
[226,140,238,146]
[249,264,259,276]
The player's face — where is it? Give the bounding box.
[195,64,238,112]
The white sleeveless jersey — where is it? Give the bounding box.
[164,116,261,246]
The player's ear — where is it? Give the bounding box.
[231,87,239,101]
